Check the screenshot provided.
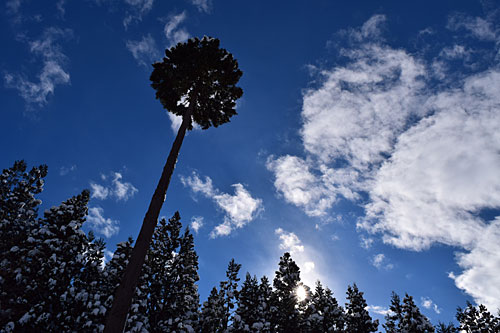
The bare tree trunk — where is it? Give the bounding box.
[104,109,192,333]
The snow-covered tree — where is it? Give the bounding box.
[271,252,303,333]
[220,258,242,331]
[435,321,457,333]
[456,302,500,333]
[65,233,107,331]
[200,287,225,332]
[146,215,182,331]
[232,273,260,332]
[0,161,46,330]
[344,283,378,333]
[304,281,344,332]
[17,190,92,331]
[255,276,273,332]
[384,292,434,333]
[166,225,200,332]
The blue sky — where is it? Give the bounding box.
[2,0,500,325]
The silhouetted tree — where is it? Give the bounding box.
[221,259,242,331]
[456,302,500,332]
[0,161,47,330]
[304,281,344,332]
[435,321,457,333]
[105,36,243,332]
[384,292,434,332]
[200,287,225,332]
[271,252,303,332]
[232,273,260,331]
[345,283,378,333]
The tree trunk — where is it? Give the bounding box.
[104,109,192,333]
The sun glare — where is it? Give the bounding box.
[296,285,307,302]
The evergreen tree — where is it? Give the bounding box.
[271,252,302,333]
[344,283,378,333]
[384,292,403,333]
[66,233,107,332]
[456,302,500,332]
[220,258,242,331]
[146,215,182,331]
[200,287,225,332]
[256,276,273,332]
[305,281,344,332]
[168,225,200,332]
[106,36,244,332]
[435,322,457,333]
[400,294,434,332]
[17,190,91,331]
[384,292,434,333]
[232,273,260,332]
[0,161,47,330]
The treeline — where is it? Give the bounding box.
[1,161,499,332]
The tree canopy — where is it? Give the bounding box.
[150,36,243,130]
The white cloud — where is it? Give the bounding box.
[371,253,393,270]
[164,11,190,47]
[87,207,119,238]
[366,305,393,316]
[275,228,305,254]
[266,155,338,217]
[189,0,211,13]
[4,27,73,108]
[123,0,154,28]
[421,297,441,314]
[181,172,263,237]
[190,216,204,233]
[90,172,138,201]
[448,218,500,311]
[126,34,160,67]
[90,183,110,200]
[269,14,500,310]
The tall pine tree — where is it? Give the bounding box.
[344,283,378,333]
[304,281,344,332]
[271,252,303,333]
[384,292,434,333]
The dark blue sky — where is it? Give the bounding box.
[2,0,500,324]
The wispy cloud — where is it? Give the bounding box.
[188,0,211,13]
[359,235,374,249]
[268,14,500,310]
[181,171,263,238]
[447,14,497,41]
[421,297,441,314]
[371,253,393,270]
[164,11,189,47]
[59,164,76,176]
[126,34,160,67]
[90,172,138,201]
[123,0,154,28]
[87,207,119,238]
[4,27,73,109]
